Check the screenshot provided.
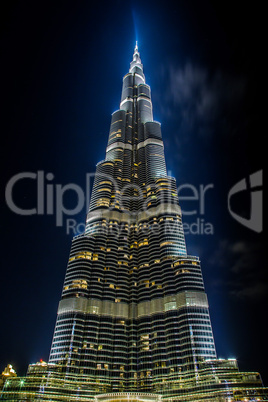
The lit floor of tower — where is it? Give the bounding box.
[1,44,267,402]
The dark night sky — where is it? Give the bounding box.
[1,0,266,386]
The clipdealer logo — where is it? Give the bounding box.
[5,171,93,227]
[5,169,263,234]
[4,171,215,235]
[227,170,263,233]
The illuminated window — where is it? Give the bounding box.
[97,188,111,192]
[164,301,177,311]
[160,241,175,247]
[69,251,92,262]
[140,334,149,340]
[176,269,190,275]
[70,279,87,289]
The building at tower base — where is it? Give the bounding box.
[1,358,268,401]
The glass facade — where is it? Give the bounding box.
[1,43,267,401]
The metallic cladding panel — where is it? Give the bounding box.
[121,74,134,102]
[138,84,151,98]
[144,121,162,140]
[57,291,209,318]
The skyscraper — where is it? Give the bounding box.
[1,43,267,402]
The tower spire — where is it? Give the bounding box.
[132,41,140,61]
[129,41,143,75]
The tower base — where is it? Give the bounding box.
[1,359,268,401]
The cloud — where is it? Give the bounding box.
[229,282,267,300]
[157,62,247,140]
[209,239,267,301]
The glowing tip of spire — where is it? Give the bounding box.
[135,41,138,51]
